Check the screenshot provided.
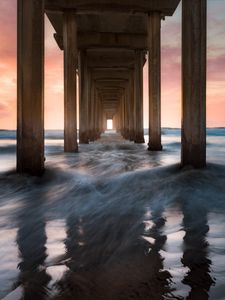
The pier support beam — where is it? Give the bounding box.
[129,71,135,141]
[89,77,96,141]
[148,12,162,151]
[134,51,145,143]
[17,0,45,175]
[181,0,207,168]
[79,50,89,144]
[124,85,129,139]
[63,12,78,152]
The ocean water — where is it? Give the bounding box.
[0,129,225,300]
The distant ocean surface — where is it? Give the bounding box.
[1,128,225,172]
[0,128,225,299]
[1,128,225,139]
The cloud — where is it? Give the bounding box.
[0,0,225,129]
[208,54,225,81]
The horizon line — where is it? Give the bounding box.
[1,127,225,131]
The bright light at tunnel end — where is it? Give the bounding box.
[107,119,113,130]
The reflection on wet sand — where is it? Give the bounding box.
[2,193,219,299]
[15,197,51,300]
[181,203,214,299]
[1,137,225,299]
[49,204,171,300]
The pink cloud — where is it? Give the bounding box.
[208,54,225,81]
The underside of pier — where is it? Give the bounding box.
[16,0,207,175]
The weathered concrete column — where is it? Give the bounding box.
[113,114,116,130]
[121,92,126,137]
[98,96,102,133]
[134,51,145,143]
[79,50,89,144]
[94,90,100,139]
[103,112,107,132]
[99,101,104,133]
[119,95,124,134]
[181,0,207,168]
[63,12,78,152]
[148,12,162,151]
[87,68,92,140]
[124,85,130,139]
[17,0,45,175]
[116,106,121,132]
[93,89,97,140]
[100,97,104,133]
[89,77,95,141]
[129,70,135,141]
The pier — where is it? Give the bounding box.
[17,0,206,175]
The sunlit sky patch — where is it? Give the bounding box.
[0,0,224,129]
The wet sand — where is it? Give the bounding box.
[1,132,225,299]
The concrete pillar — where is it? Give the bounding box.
[118,96,123,134]
[148,12,162,151]
[117,110,120,132]
[63,12,78,152]
[98,97,102,133]
[79,50,89,144]
[87,68,92,140]
[89,77,95,141]
[97,92,100,138]
[17,0,45,175]
[124,85,129,139]
[134,51,145,143]
[100,97,104,133]
[99,101,103,133]
[94,90,99,139]
[103,112,107,132]
[113,115,115,130]
[93,89,96,139]
[121,92,125,137]
[129,70,135,141]
[95,90,100,139]
[181,0,207,168]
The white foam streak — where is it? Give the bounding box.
[0,130,225,299]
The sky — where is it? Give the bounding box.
[0,0,225,129]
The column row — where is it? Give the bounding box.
[16,0,207,175]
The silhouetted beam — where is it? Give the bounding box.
[181,0,207,168]
[95,81,128,89]
[95,78,128,82]
[99,93,123,97]
[128,70,135,141]
[87,49,135,66]
[103,104,118,107]
[17,0,45,175]
[100,93,121,98]
[134,51,145,143]
[63,12,78,152]
[54,32,147,51]
[99,88,123,92]
[102,99,119,102]
[92,70,131,80]
[97,86,124,90]
[79,50,89,143]
[148,12,162,151]
[47,12,148,38]
[45,0,180,16]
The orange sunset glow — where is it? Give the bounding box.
[0,0,225,129]
[1,3,225,299]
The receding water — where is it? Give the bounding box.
[0,129,225,299]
